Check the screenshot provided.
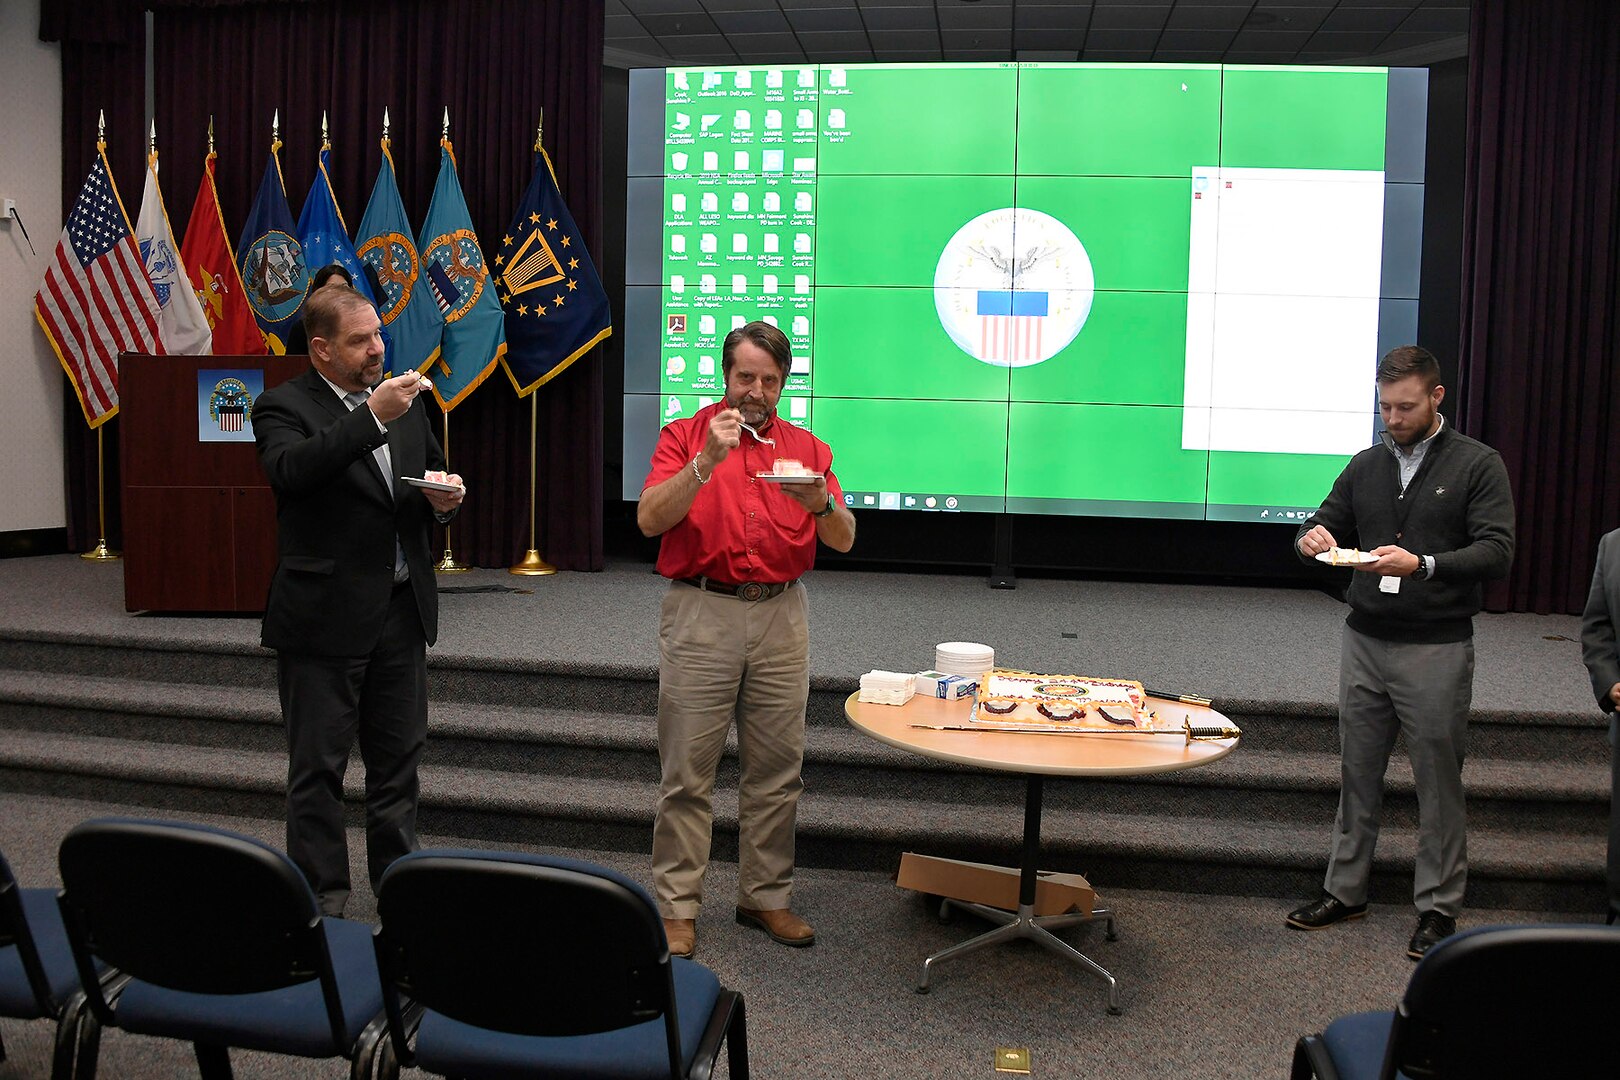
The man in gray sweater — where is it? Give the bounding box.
[1285,345,1515,959]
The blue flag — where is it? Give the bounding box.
[297,147,376,306]
[496,149,613,396]
[236,145,309,354]
[416,139,505,411]
[356,139,443,375]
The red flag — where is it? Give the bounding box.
[33,143,163,429]
[180,151,266,355]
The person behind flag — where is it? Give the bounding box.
[356,121,443,377]
[35,140,164,428]
[496,134,612,395]
[298,141,376,307]
[136,139,212,355]
[181,144,266,355]
[237,122,310,354]
[416,125,505,411]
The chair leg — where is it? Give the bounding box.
[728,993,749,1080]
[194,1042,233,1080]
[73,1007,103,1080]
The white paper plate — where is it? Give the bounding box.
[1314,548,1376,565]
[403,477,465,493]
[756,473,822,484]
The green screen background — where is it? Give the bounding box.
[651,63,1395,519]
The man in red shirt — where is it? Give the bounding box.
[638,320,856,958]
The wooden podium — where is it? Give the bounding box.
[119,353,307,613]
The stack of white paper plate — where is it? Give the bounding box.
[934,641,994,678]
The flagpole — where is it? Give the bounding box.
[434,411,472,573]
[510,110,555,577]
[80,427,121,561]
[81,110,120,562]
[509,391,556,576]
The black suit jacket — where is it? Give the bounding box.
[254,366,446,656]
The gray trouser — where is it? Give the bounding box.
[1324,626,1474,916]
[652,581,810,920]
[1609,715,1620,920]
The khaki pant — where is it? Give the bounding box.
[652,580,810,919]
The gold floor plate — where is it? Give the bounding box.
[994,1047,1031,1074]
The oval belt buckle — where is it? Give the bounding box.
[738,581,766,602]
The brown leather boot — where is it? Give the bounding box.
[735,905,815,946]
[662,917,696,958]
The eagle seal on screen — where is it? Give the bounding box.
[934,208,1094,368]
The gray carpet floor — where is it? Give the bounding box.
[0,792,1602,1080]
[0,555,1594,718]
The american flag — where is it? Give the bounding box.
[34,148,163,427]
[977,289,1048,365]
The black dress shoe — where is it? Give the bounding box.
[1407,910,1457,960]
[1286,892,1368,930]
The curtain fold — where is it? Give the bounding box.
[1458,0,1620,613]
[52,0,606,570]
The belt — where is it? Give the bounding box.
[677,576,797,602]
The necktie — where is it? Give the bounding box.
[342,389,408,584]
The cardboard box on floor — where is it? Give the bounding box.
[896,853,1096,916]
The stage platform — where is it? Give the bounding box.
[0,554,1608,912]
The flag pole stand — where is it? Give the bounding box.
[510,393,556,576]
[81,426,121,561]
[434,410,472,573]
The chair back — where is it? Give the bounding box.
[1387,923,1620,1078]
[56,818,333,998]
[0,848,57,1017]
[374,850,673,1038]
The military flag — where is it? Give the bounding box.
[180,149,266,355]
[236,124,309,354]
[356,128,442,374]
[496,144,612,395]
[135,143,212,354]
[416,133,505,411]
[298,143,376,305]
[34,141,163,428]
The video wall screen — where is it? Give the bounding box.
[623,62,1428,521]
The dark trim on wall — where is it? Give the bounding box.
[0,529,70,559]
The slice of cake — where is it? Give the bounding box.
[770,458,816,477]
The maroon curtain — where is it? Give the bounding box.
[50,0,606,569]
[1458,0,1620,613]
[41,1,147,552]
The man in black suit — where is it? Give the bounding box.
[253,284,464,916]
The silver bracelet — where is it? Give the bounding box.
[690,456,709,485]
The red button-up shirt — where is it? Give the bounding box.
[643,402,844,584]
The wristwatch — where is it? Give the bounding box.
[812,494,837,518]
[1412,556,1431,580]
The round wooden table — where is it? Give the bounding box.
[846,691,1240,1013]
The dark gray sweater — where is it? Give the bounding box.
[1296,425,1515,643]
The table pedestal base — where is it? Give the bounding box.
[918,899,1121,1013]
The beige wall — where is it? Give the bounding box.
[0,0,65,534]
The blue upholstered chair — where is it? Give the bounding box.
[1290,923,1620,1080]
[55,817,388,1080]
[372,848,749,1080]
[0,848,87,1080]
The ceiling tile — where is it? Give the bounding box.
[1085,28,1164,50]
[1400,7,1471,33]
[1167,5,1252,30]
[660,35,735,56]
[1380,29,1468,50]
[1017,6,1095,32]
[1017,49,1081,61]
[727,32,809,54]
[697,0,780,10]
[1089,5,1171,31]
[943,48,1016,62]
[869,28,938,50]
[1158,28,1239,50]
[1319,6,1416,32]
[1246,6,1331,32]
[619,0,706,13]
[1082,48,1156,61]
[1155,49,1227,63]
[636,12,721,36]
[1013,28,1087,49]
[785,8,867,32]
[710,9,793,34]
[942,27,1013,50]
[872,48,945,63]
[1228,28,1314,51]
[1222,48,1301,63]
[860,7,935,31]
[1306,29,1395,51]
[795,29,875,51]
[938,6,1015,31]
